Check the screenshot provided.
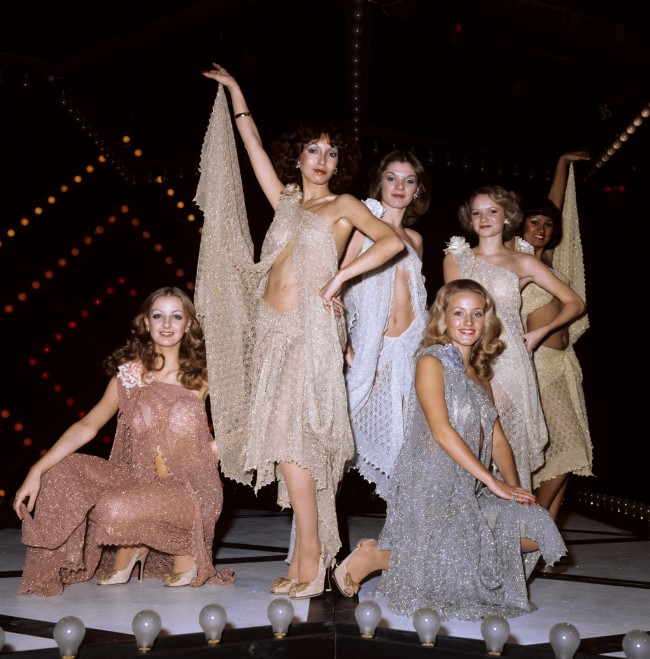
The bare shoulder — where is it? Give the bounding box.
[405,227,424,255]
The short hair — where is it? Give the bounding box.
[521,197,563,250]
[420,279,504,380]
[458,185,523,242]
[272,123,361,193]
[367,149,431,226]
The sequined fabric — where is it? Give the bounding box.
[444,236,548,490]
[19,364,233,596]
[344,239,428,499]
[194,86,354,560]
[518,164,592,487]
[374,344,567,620]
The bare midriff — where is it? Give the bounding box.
[527,297,569,351]
[263,243,298,313]
[384,267,415,338]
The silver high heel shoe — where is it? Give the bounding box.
[96,547,149,586]
[163,562,198,587]
[289,554,332,600]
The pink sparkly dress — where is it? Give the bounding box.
[18,360,234,596]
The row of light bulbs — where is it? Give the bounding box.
[3,601,649,658]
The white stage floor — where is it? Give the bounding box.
[0,506,648,656]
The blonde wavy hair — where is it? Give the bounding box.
[420,279,504,380]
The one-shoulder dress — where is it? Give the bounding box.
[443,237,548,491]
[194,86,354,560]
[19,361,234,596]
[374,344,566,620]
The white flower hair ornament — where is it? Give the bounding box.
[362,198,385,219]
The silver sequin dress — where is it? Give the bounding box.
[374,344,566,620]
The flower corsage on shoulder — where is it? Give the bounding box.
[362,198,385,219]
[444,235,469,254]
[117,361,155,389]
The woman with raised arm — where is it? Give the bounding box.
[515,153,593,519]
[195,64,403,599]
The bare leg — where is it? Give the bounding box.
[280,461,320,583]
[521,538,539,553]
[535,473,570,521]
[345,539,391,584]
[172,555,195,573]
[111,545,147,571]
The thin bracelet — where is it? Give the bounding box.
[234,111,252,119]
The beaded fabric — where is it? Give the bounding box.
[375,344,567,620]
[194,86,354,559]
[19,362,233,596]
[344,237,428,499]
[444,236,548,491]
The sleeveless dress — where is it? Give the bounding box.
[344,232,428,499]
[194,86,354,559]
[517,164,593,487]
[443,236,548,491]
[374,344,566,620]
[18,361,233,596]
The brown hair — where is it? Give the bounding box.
[272,123,361,193]
[103,286,207,391]
[368,149,431,227]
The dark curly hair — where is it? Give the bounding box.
[367,149,431,227]
[458,185,523,242]
[272,123,361,194]
[520,197,563,250]
[420,279,504,381]
[103,286,207,391]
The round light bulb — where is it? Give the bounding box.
[623,630,650,659]
[481,614,510,655]
[549,622,581,659]
[132,609,162,653]
[267,598,294,638]
[53,616,85,658]
[199,603,227,645]
[355,600,382,638]
[412,607,441,646]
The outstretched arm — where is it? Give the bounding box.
[202,64,285,208]
[13,378,120,519]
[416,355,536,503]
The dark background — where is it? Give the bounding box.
[1,0,648,525]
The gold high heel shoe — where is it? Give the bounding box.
[271,577,298,594]
[289,554,332,600]
[332,539,373,598]
[96,547,149,586]
[163,562,198,587]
